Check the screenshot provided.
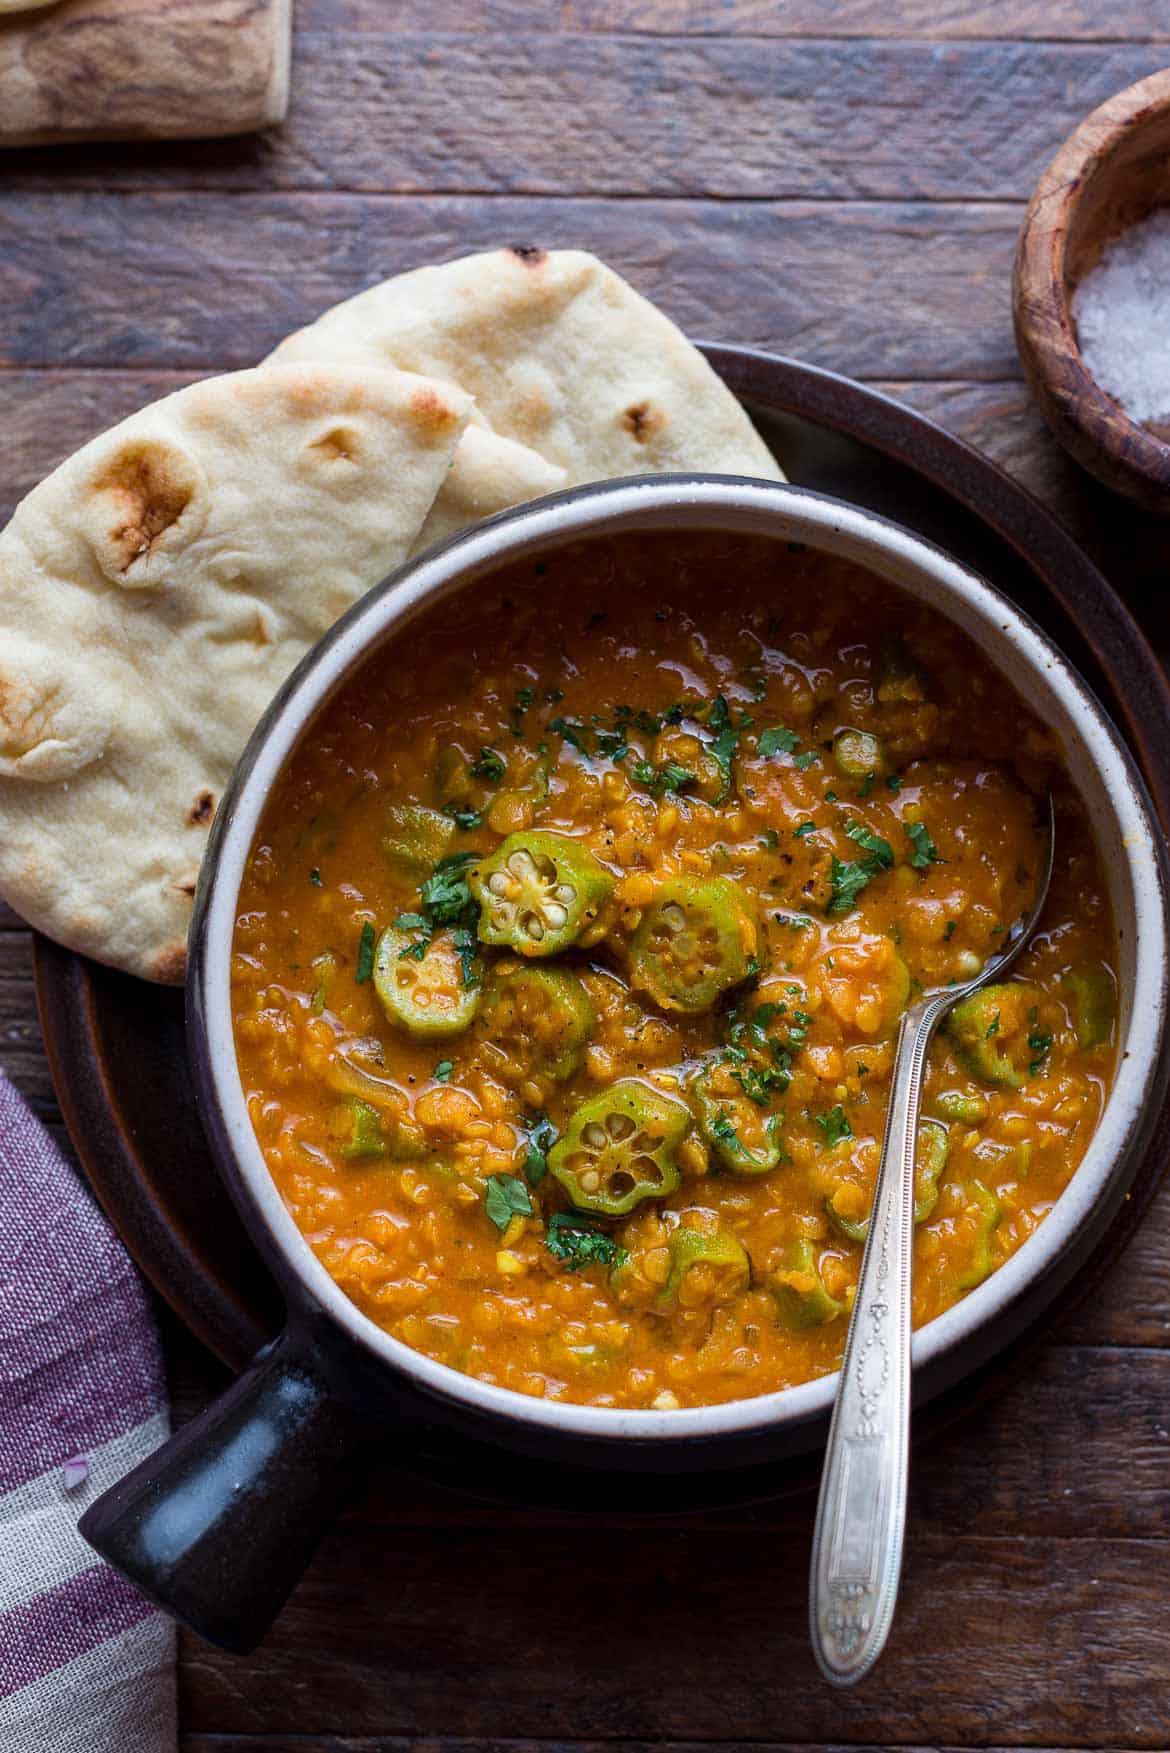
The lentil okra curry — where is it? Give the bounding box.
[233,531,1117,1411]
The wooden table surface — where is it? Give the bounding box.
[4,3,1170,1748]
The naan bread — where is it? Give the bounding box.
[413,422,565,554]
[0,363,470,982]
[270,248,783,509]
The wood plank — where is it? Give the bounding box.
[180,1743,1158,1753]
[0,195,1027,378]
[177,1532,1170,1742]
[1,38,1165,198]
[0,930,59,1122]
[300,0,1170,40]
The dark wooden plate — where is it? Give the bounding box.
[33,348,1170,1510]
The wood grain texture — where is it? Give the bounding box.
[1,37,1167,197]
[179,1745,1162,1753]
[176,1530,1170,1743]
[0,194,1029,377]
[299,0,1170,39]
[0,0,290,147]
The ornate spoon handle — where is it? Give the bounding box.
[809,992,949,1687]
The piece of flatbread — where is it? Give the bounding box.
[0,363,470,982]
[270,248,783,521]
[413,422,566,554]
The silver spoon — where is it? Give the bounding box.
[809,794,1056,1687]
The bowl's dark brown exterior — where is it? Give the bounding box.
[1014,68,1170,516]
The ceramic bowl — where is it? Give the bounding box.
[1014,67,1170,514]
[81,476,1170,1651]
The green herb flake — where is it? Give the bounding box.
[446,806,484,831]
[828,857,875,916]
[795,821,816,838]
[815,1105,853,1148]
[631,759,695,798]
[844,819,894,869]
[758,725,801,758]
[545,1211,626,1272]
[985,1012,1001,1039]
[484,1173,533,1233]
[760,829,780,850]
[470,746,506,784]
[522,1113,556,1186]
[886,774,903,792]
[856,1061,869,1077]
[1028,1029,1053,1075]
[433,1059,454,1083]
[906,820,941,869]
[309,867,322,887]
[943,920,957,941]
[549,716,589,755]
[355,921,376,985]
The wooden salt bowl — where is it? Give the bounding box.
[1014,68,1170,517]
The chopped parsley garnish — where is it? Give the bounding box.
[470,746,506,783]
[395,852,481,987]
[355,921,376,984]
[886,774,903,792]
[510,685,536,736]
[309,867,322,887]
[484,1174,533,1232]
[548,716,589,754]
[844,819,894,869]
[760,829,780,850]
[432,1059,454,1083]
[446,806,484,831]
[795,821,816,838]
[732,1062,790,1106]
[856,1061,869,1077]
[1028,1029,1053,1075]
[905,820,941,868]
[828,856,878,916]
[595,728,630,761]
[944,919,957,941]
[815,1105,853,1147]
[545,1211,627,1272]
[827,820,895,916]
[420,851,479,922]
[521,1113,556,1186]
[758,724,801,758]
[631,759,695,797]
[702,694,745,803]
[985,1012,1001,1039]
[710,1111,740,1147]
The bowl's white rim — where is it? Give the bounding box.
[195,477,1170,1443]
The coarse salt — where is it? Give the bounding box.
[1071,206,1170,430]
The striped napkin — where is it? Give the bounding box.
[0,1071,177,1752]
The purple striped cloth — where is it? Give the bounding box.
[0,1071,176,1751]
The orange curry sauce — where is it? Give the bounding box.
[233,532,1116,1410]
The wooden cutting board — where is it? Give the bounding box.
[0,0,291,145]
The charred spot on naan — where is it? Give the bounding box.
[188,790,217,827]
[83,437,209,587]
[622,401,667,444]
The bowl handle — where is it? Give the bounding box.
[79,1327,366,1652]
